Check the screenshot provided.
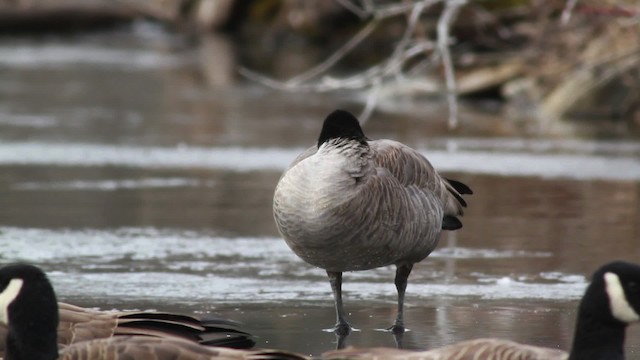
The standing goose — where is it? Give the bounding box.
[323,261,640,360]
[0,263,306,360]
[273,110,471,334]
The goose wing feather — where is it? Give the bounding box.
[322,339,568,360]
[285,146,317,172]
[0,302,255,357]
[60,335,309,360]
[57,303,119,345]
[283,141,469,218]
[369,140,466,217]
[274,137,471,270]
[61,303,254,346]
[274,146,443,270]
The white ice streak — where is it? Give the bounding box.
[0,143,293,172]
[0,227,292,263]
[46,271,587,303]
[432,247,552,259]
[0,142,639,180]
[48,272,321,303]
[346,279,586,302]
[13,178,214,191]
[0,45,185,70]
[0,227,554,263]
[433,151,640,181]
[540,271,586,283]
[0,114,58,128]
[0,227,588,302]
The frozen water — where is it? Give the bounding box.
[13,178,216,191]
[0,227,587,303]
[0,142,638,180]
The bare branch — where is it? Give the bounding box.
[237,67,300,91]
[359,78,382,124]
[437,0,466,129]
[372,1,430,19]
[561,0,579,25]
[286,19,379,86]
[387,0,430,74]
[335,0,369,19]
[239,0,467,130]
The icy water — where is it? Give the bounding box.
[0,23,640,358]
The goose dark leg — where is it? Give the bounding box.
[389,263,413,334]
[393,331,405,348]
[335,332,349,350]
[327,270,351,335]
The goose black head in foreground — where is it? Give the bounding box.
[0,263,307,360]
[322,261,640,360]
[273,110,472,334]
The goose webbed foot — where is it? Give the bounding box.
[334,324,352,350]
[334,322,352,336]
[386,323,405,334]
[392,329,405,348]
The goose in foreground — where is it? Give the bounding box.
[0,263,306,360]
[0,301,255,356]
[273,110,472,334]
[322,261,640,360]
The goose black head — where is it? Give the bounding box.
[0,263,59,360]
[317,110,367,147]
[581,261,640,326]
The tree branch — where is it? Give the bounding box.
[438,0,466,129]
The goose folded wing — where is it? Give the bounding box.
[369,140,470,219]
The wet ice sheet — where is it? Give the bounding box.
[0,114,59,128]
[0,23,188,71]
[1,142,639,180]
[13,178,216,191]
[0,45,188,69]
[0,227,587,303]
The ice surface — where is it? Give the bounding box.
[0,227,587,303]
[0,142,638,180]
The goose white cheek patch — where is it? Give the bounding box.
[0,278,24,325]
[604,272,640,323]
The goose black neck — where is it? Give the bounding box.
[317,110,367,147]
[3,266,59,360]
[568,314,626,360]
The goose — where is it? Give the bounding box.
[0,263,306,360]
[273,110,471,334]
[322,261,640,360]
[0,301,255,356]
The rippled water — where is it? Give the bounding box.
[0,23,639,357]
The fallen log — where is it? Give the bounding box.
[0,4,137,33]
[0,1,181,33]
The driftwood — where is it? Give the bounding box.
[0,0,637,128]
[0,0,183,33]
[238,0,640,128]
[0,4,135,32]
[0,0,242,33]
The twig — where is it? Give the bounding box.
[359,78,381,124]
[237,67,299,91]
[239,0,465,130]
[286,19,379,86]
[372,2,429,18]
[561,0,579,24]
[387,0,430,74]
[437,0,466,129]
[335,0,369,19]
